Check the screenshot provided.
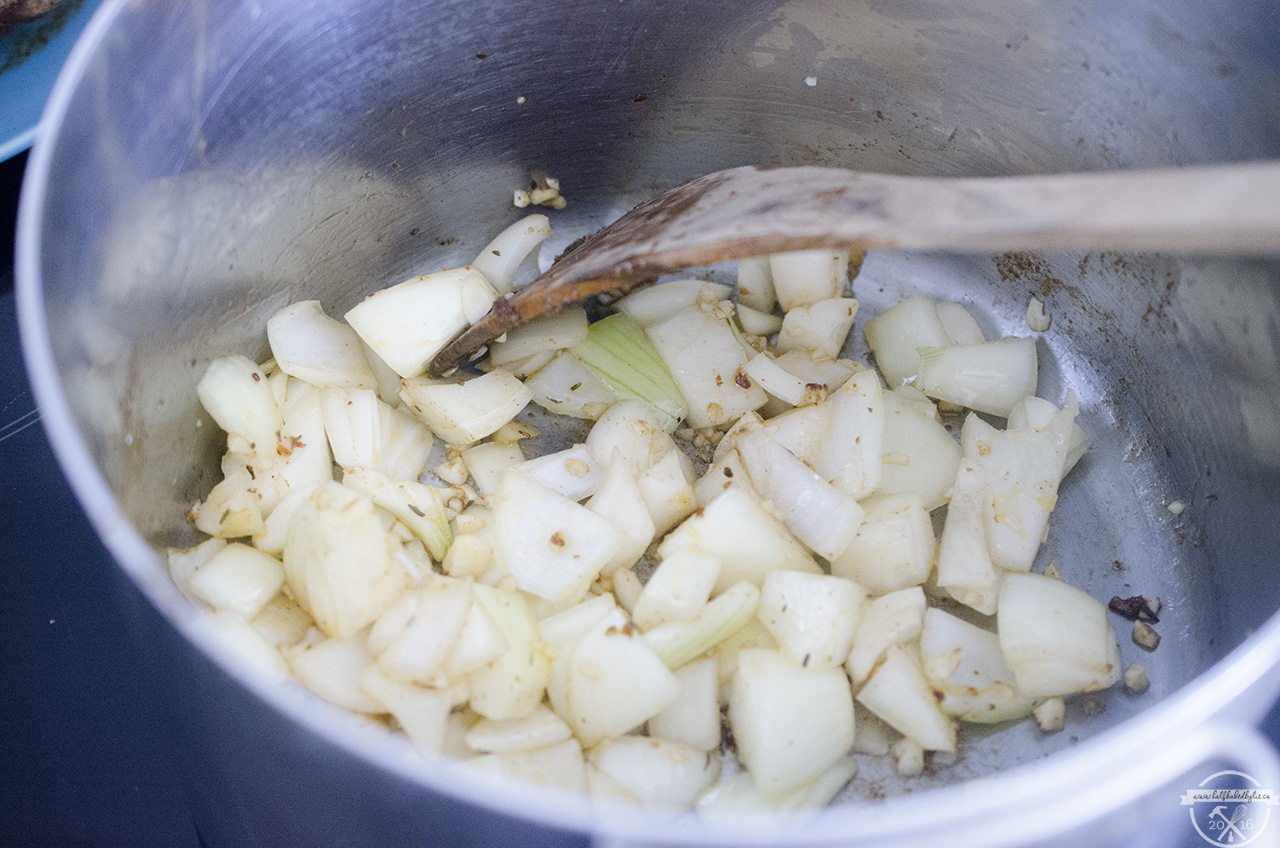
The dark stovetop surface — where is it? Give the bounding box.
[3,148,1279,847]
[0,151,201,845]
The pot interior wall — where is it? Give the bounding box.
[29,0,1280,810]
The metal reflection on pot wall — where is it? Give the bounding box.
[16,0,1280,846]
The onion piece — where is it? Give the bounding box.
[935,301,986,345]
[196,355,282,462]
[187,542,285,619]
[470,214,552,294]
[810,365,884,500]
[585,454,658,576]
[730,648,855,798]
[734,423,865,561]
[283,481,406,639]
[997,572,1121,698]
[934,462,1001,615]
[341,466,452,561]
[877,389,960,510]
[645,308,765,429]
[524,351,619,421]
[466,738,587,794]
[863,297,951,388]
[768,249,849,312]
[345,267,498,378]
[565,609,680,746]
[775,298,859,360]
[358,667,455,753]
[399,368,532,447]
[829,494,935,597]
[632,546,721,630]
[572,313,689,431]
[757,571,869,671]
[737,255,777,313]
[267,300,377,390]
[845,586,927,685]
[491,471,624,606]
[660,487,820,594]
[855,644,956,753]
[588,737,722,808]
[644,581,761,671]
[915,337,1038,417]
[489,306,589,368]
[615,279,733,328]
[366,578,471,685]
[920,607,1033,723]
[468,584,553,720]
[647,655,721,752]
[464,704,573,754]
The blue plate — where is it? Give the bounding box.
[0,0,104,162]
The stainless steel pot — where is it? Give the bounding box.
[17,0,1280,845]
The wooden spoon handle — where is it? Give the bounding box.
[431,161,1280,375]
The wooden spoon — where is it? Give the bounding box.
[429,161,1280,376]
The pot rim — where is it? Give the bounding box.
[17,1,1280,844]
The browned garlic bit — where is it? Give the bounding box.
[514,174,567,209]
[891,737,925,777]
[1131,621,1161,652]
[1025,296,1051,332]
[1123,663,1150,695]
[1033,698,1066,733]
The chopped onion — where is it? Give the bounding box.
[730,648,855,798]
[660,488,820,595]
[399,368,532,447]
[267,300,377,390]
[196,355,282,461]
[997,572,1121,698]
[491,471,623,605]
[524,352,619,421]
[468,584,553,720]
[920,607,1033,723]
[845,586,927,685]
[915,337,1038,417]
[464,704,573,754]
[615,279,733,327]
[736,256,777,313]
[855,645,956,753]
[470,214,552,294]
[647,655,721,752]
[829,493,935,596]
[283,481,406,639]
[186,542,284,619]
[863,297,951,388]
[571,313,689,430]
[775,298,859,360]
[877,389,960,510]
[644,581,761,671]
[757,571,868,670]
[585,455,658,576]
[490,306,589,367]
[645,308,765,429]
[734,423,865,561]
[341,466,452,561]
[589,737,721,808]
[768,249,848,312]
[345,267,498,378]
[564,608,680,746]
[632,546,721,630]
